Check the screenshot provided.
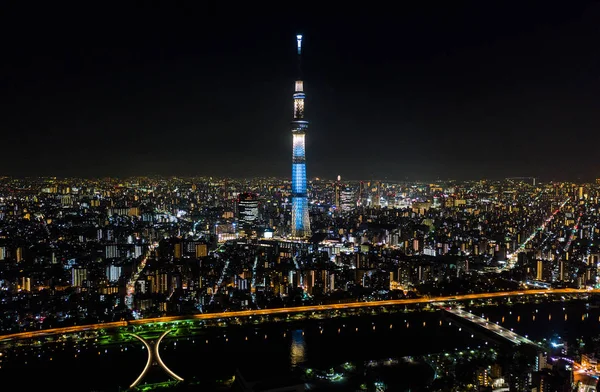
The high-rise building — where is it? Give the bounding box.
[341,187,356,211]
[290,34,311,238]
[174,242,182,259]
[195,243,208,258]
[20,277,31,292]
[106,264,122,282]
[238,192,259,225]
[476,367,491,388]
[334,181,340,210]
[71,267,87,287]
[105,244,119,259]
[150,271,168,294]
[373,181,381,208]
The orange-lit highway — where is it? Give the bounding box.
[0,288,593,343]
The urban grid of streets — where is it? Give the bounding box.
[0,179,598,333]
[1,178,600,390]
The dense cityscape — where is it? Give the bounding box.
[2,175,600,390]
[3,3,600,392]
[1,175,598,326]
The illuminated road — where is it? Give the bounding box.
[125,243,157,316]
[0,288,593,343]
[250,255,259,307]
[154,330,184,383]
[209,257,230,305]
[572,361,600,388]
[564,211,582,253]
[128,330,184,389]
[128,333,153,388]
[444,307,541,346]
[505,198,569,269]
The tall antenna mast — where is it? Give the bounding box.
[296,34,303,78]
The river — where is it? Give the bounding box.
[0,298,597,391]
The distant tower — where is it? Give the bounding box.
[374,181,381,208]
[335,180,340,210]
[291,34,311,238]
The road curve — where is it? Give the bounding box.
[128,333,153,389]
[154,330,184,382]
[0,288,592,342]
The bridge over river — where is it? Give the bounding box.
[443,307,542,347]
[0,288,593,343]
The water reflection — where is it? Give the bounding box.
[290,330,306,367]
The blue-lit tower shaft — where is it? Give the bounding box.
[291,34,311,238]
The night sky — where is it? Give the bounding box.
[2,3,600,181]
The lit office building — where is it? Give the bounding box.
[106,264,122,282]
[71,267,87,287]
[238,192,259,225]
[341,187,356,211]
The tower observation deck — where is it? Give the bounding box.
[290,34,311,238]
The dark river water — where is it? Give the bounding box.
[1,298,597,391]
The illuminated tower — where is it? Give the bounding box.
[291,34,311,238]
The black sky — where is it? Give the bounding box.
[1,3,600,181]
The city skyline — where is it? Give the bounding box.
[0,174,599,391]
[2,3,600,181]
[3,4,600,390]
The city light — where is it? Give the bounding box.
[0,17,598,392]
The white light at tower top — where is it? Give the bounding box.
[297,35,302,54]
